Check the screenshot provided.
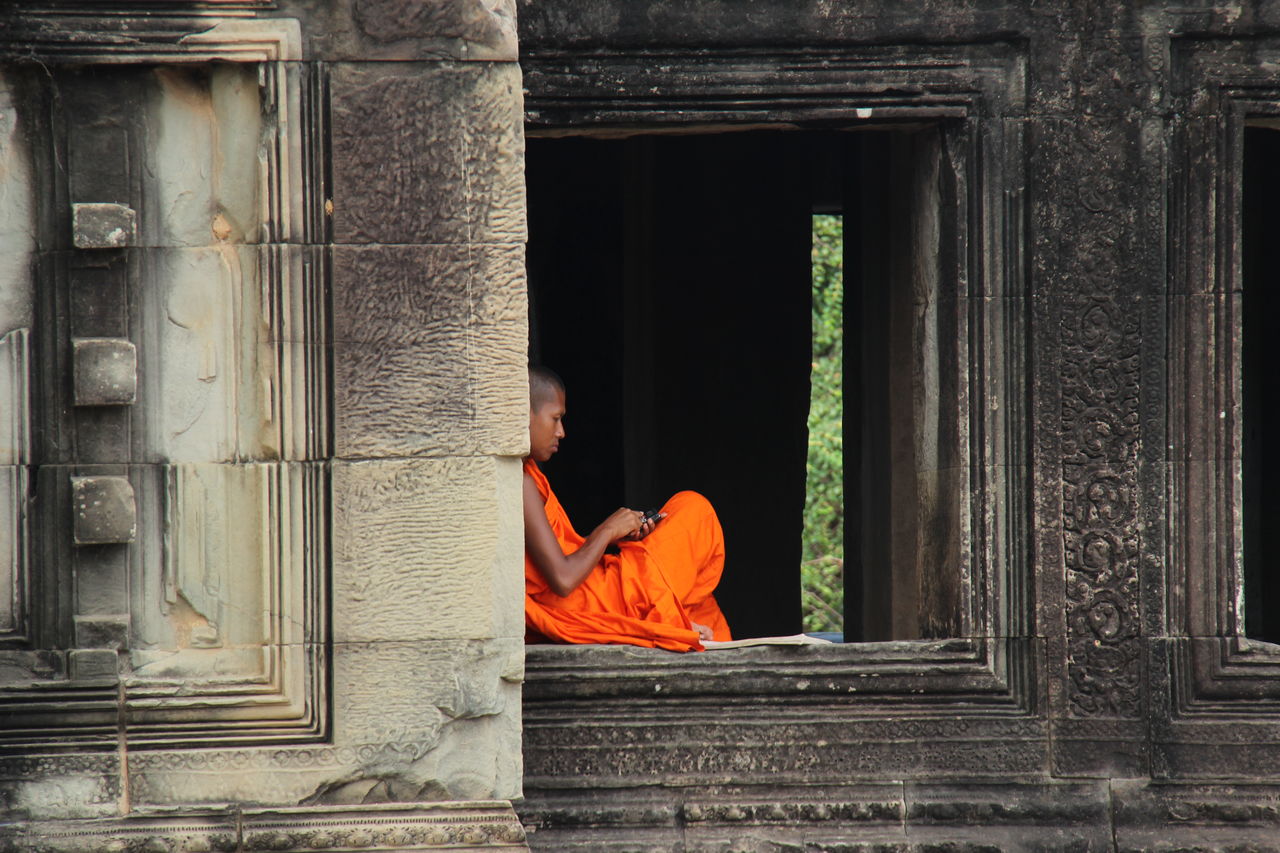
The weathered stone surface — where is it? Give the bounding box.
[0,753,122,822]
[334,335,467,449]
[520,781,1115,851]
[331,639,523,800]
[143,63,264,248]
[332,331,526,459]
[0,328,28,465]
[332,242,526,342]
[240,803,528,850]
[0,73,34,337]
[518,0,1033,50]
[332,456,524,643]
[72,336,137,406]
[73,614,129,649]
[128,746,348,807]
[331,243,526,457]
[0,9,526,840]
[69,647,118,682]
[274,0,518,61]
[0,465,24,637]
[72,202,136,249]
[70,474,136,545]
[2,803,529,852]
[330,62,524,245]
[131,246,289,463]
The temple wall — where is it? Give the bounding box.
[517,1,1280,849]
[0,2,529,850]
[6,1,1280,851]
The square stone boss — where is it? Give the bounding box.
[72,337,137,406]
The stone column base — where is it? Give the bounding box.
[1,802,529,852]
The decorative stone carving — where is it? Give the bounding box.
[0,27,329,753]
[72,202,138,249]
[1062,297,1142,719]
[71,474,137,545]
[72,337,137,406]
[2,804,528,852]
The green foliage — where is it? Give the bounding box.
[802,215,845,634]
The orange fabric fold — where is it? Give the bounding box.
[524,458,731,652]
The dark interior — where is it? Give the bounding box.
[1242,126,1280,644]
[525,128,960,640]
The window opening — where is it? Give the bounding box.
[525,127,963,641]
[801,214,845,635]
[1241,124,1280,644]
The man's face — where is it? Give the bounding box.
[529,389,567,462]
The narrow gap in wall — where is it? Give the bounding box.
[1241,124,1280,644]
[802,213,845,637]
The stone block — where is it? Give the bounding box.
[0,753,122,822]
[330,63,467,245]
[331,242,526,458]
[72,202,137,249]
[332,337,526,460]
[129,748,348,807]
[0,328,29,465]
[240,804,528,850]
[128,739,526,808]
[6,811,240,853]
[345,0,517,58]
[464,63,526,244]
[0,466,25,634]
[72,337,137,406]
[331,639,522,756]
[331,241,526,345]
[276,0,518,61]
[330,63,525,245]
[69,648,119,682]
[332,245,471,347]
[71,474,136,545]
[333,337,468,456]
[331,456,524,643]
[140,63,265,249]
[74,615,130,650]
[3,804,528,851]
[0,72,35,324]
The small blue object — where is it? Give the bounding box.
[805,632,844,643]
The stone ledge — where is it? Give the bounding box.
[523,637,1040,703]
[0,802,528,852]
[517,782,1113,852]
[518,782,1280,852]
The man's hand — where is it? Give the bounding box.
[602,508,667,543]
[691,622,714,642]
[601,508,646,543]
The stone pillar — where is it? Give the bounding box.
[0,4,528,850]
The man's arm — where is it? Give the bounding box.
[523,471,652,597]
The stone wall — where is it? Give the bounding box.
[0,2,529,850]
[517,1,1280,849]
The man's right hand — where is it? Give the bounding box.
[601,507,647,543]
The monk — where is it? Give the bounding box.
[523,366,732,651]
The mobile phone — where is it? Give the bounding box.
[641,508,662,523]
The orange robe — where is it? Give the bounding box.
[524,458,731,652]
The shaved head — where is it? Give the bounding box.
[529,365,565,411]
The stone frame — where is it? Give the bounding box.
[1158,35,1280,778]
[0,14,331,749]
[521,40,1040,779]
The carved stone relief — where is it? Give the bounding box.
[0,22,327,748]
[1062,295,1143,718]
